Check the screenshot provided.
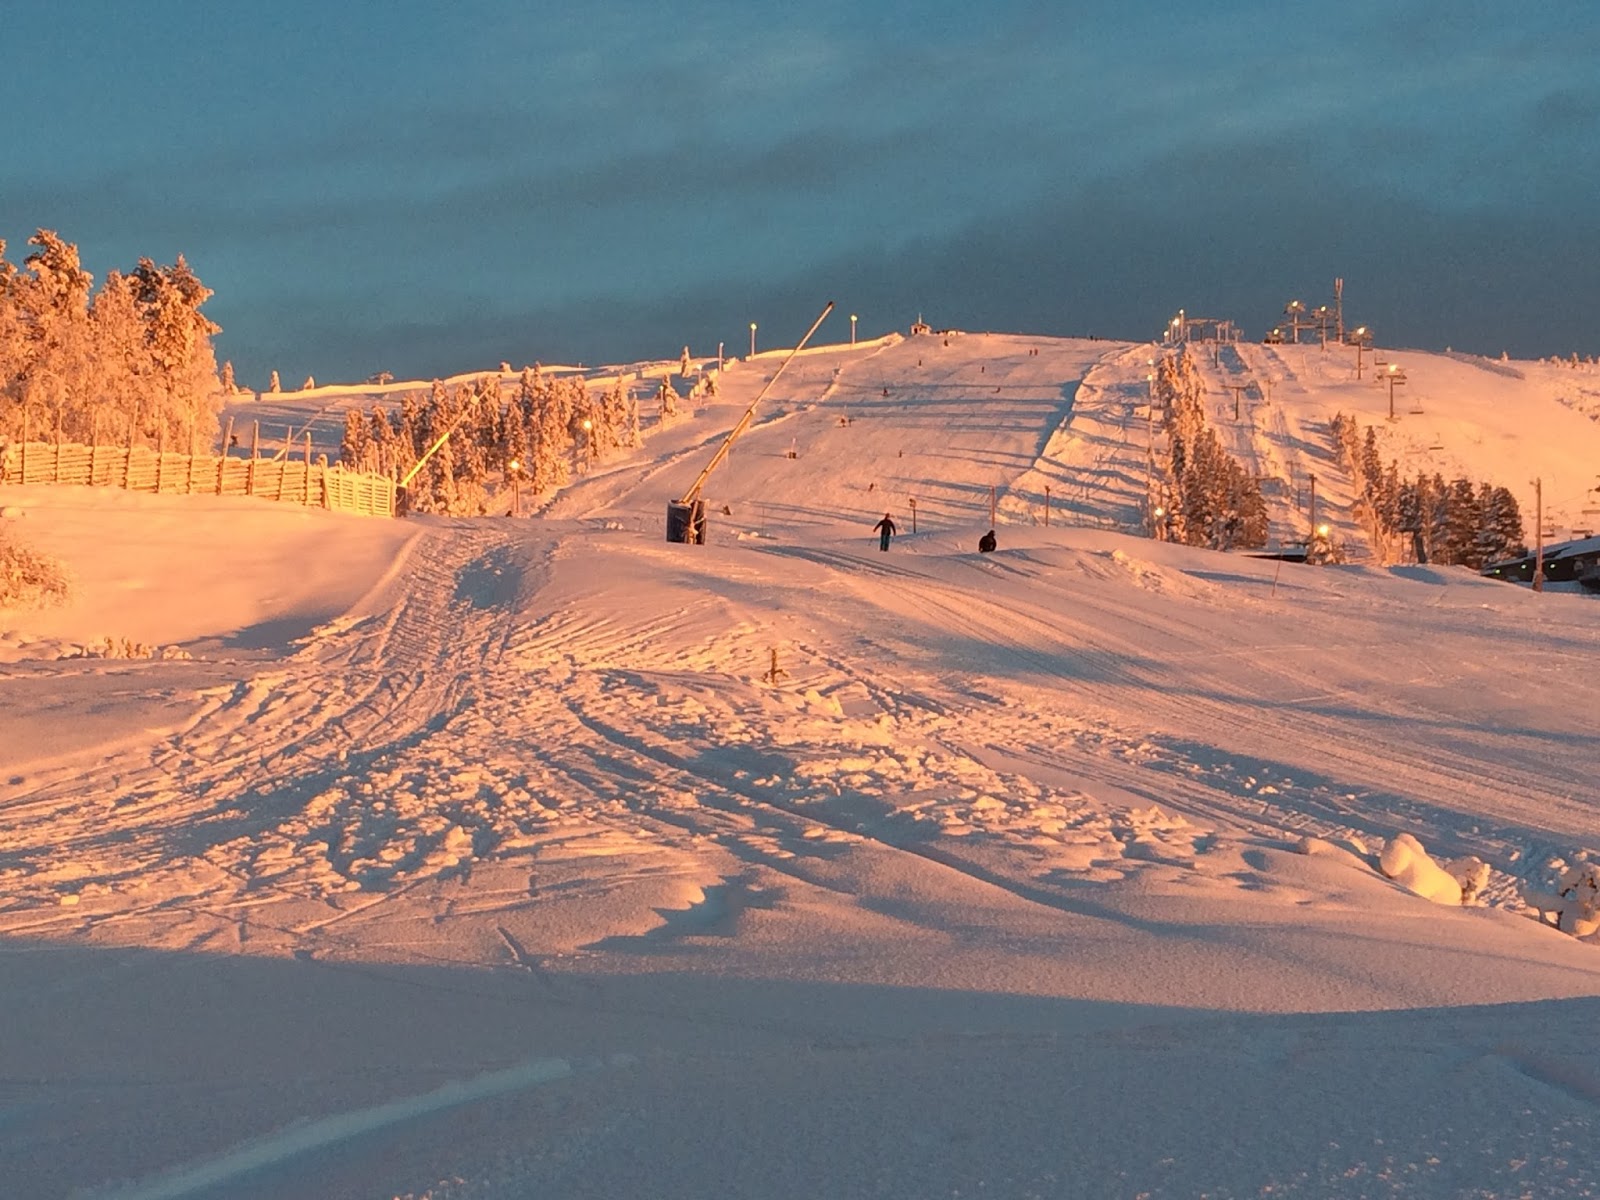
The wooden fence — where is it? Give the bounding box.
[1,438,397,518]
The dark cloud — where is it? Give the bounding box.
[7,0,1598,385]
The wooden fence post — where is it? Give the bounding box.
[304,432,313,505]
[248,421,259,496]
[217,416,234,495]
[20,410,29,484]
[155,425,165,493]
[123,415,135,490]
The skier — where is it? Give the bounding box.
[978,529,996,553]
[873,512,896,551]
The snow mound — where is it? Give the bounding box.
[1378,833,1485,905]
[1522,861,1600,938]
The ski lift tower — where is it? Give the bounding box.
[666,301,834,543]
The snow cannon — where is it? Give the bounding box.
[666,300,833,544]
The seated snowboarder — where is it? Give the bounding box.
[873,512,896,551]
[978,529,997,553]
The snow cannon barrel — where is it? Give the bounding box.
[666,499,707,544]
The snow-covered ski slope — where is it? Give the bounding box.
[5,331,1600,1199]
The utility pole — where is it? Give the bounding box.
[1226,382,1248,420]
[1334,277,1344,343]
[1308,473,1317,538]
[1533,477,1545,592]
[1145,394,1156,505]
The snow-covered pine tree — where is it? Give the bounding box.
[534,380,571,490]
[86,269,154,444]
[625,392,642,449]
[1360,426,1383,501]
[132,254,222,448]
[1378,463,1402,539]
[599,379,632,455]
[269,370,281,393]
[340,408,371,470]
[502,399,527,485]
[367,408,396,475]
[11,231,94,443]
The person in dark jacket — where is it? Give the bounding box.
[873,512,896,551]
[978,529,997,553]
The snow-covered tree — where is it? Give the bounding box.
[340,409,371,470]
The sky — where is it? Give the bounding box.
[3,0,1599,388]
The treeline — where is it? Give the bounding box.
[1155,349,1268,549]
[340,368,700,516]
[1329,413,1526,568]
[0,230,223,449]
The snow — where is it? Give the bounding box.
[4,332,1600,1198]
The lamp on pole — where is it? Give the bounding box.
[581,417,593,468]
[1350,326,1371,379]
[749,323,758,357]
[507,457,521,517]
[1384,363,1406,421]
[850,314,858,345]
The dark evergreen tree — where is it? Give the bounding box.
[1440,476,1477,565]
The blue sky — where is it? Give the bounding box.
[4,0,1597,387]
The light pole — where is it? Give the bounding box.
[1350,326,1371,379]
[581,418,593,468]
[749,323,758,357]
[850,313,858,345]
[1384,363,1406,420]
[507,457,521,517]
[1284,300,1306,343]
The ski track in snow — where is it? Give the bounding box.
[5,333,1600,1198]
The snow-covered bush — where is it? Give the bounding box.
[1378,833,1485,905]
[0,526,72,609]
[1521,862,1600,938]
